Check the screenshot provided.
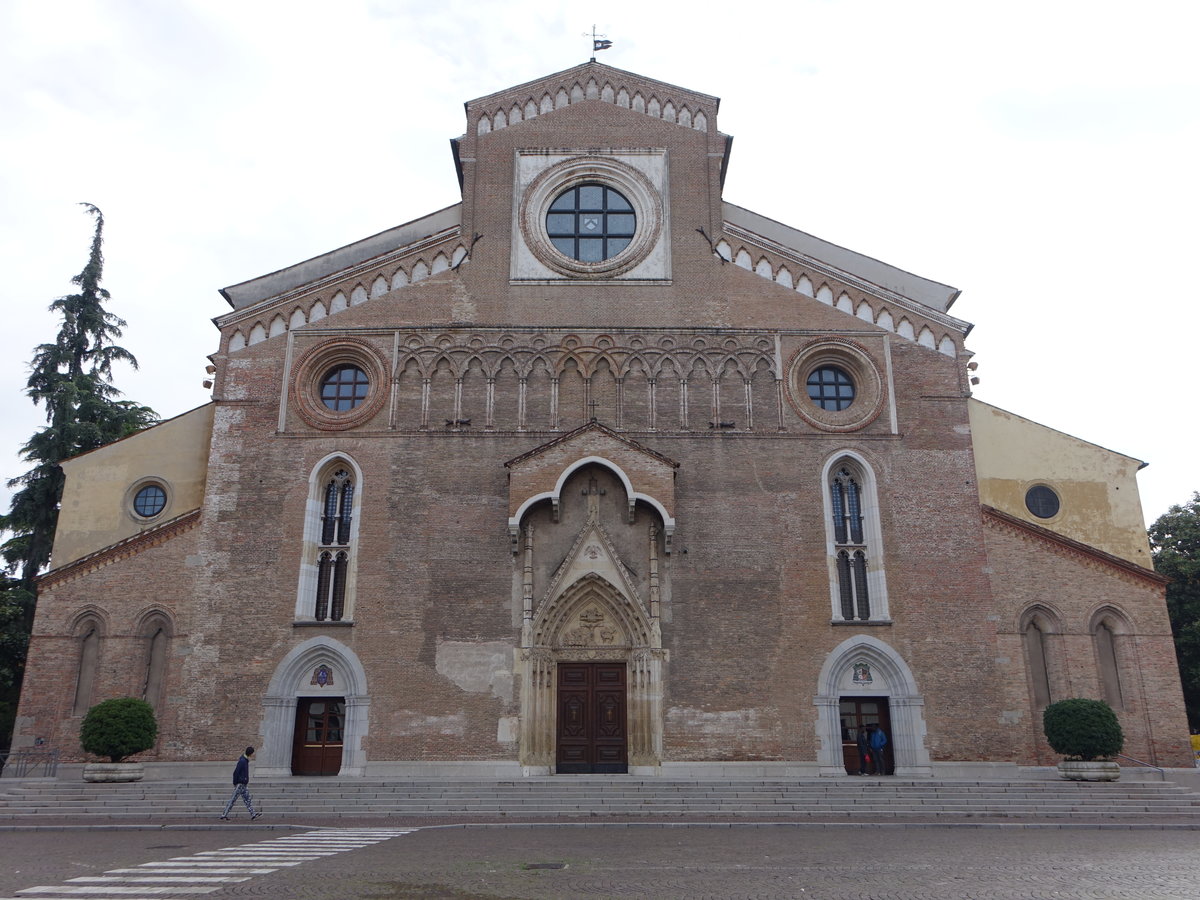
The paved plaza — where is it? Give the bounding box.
[1,823,1198,898]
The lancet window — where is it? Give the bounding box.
[296,458,361,623]
[823,455,889,622]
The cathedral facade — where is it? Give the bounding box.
[13,63,1192,778]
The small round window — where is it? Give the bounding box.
[807,366,855,411]
[1025,485,1061,519]
[546,183,636,263]
[133,484,166,518]
[320,365,369,411]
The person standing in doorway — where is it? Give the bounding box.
[856,726,872,775]
[868,723,889,775]
[220,746,262,820]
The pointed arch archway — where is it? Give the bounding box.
[256,636,369,777]
[519,571,665,774]
[815,635,931,776]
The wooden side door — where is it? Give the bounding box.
[291,697,345,776]
[556,662,628,774]
[838,697,893,775]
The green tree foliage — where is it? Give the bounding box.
[1149,492,1200,729]
[79,697,157,763]
[0,204,157,750]
[1042,698,1124,761]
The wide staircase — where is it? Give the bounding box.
[3,777,1200,825]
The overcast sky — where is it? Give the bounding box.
[1,0,1197,532]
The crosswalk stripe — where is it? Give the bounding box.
[13,828,412,899]
[65,883,248,888]
[108,869,275,876]
[19,888,221,895]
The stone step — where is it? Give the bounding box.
[4,777,1198,823]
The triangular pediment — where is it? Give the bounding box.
[463,61,720,140]
[545,518,644,619]
[505,422,677,550]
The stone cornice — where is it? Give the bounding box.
[215,226,463,331]
[504,421,680,470]
[38,510,202,591]
[981,505,1166,587]
[722,220,971,336]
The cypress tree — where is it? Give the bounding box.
[0,204,157,750]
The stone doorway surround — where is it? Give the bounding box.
[815,634,931,777]
[506,425,675,775]
[257,636,369,777]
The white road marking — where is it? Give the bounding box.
[12,828,414,899]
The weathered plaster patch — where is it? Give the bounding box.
[389,711,467,737]
[497,715,519,744]
[435,640,514,703]
[451,280,478,322]
[1000,710,1024,725]
[666,706,774,738]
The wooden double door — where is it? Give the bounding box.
[556,662,628,774]
[291,697,344,776]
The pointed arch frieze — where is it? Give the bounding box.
[505,422,677,551]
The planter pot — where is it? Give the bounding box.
[82,762,145,783]
[1057,760,1120,782]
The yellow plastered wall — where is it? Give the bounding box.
[52,403,215,568]
[969,399,1152,566]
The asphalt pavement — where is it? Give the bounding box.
[2,822,1199,898]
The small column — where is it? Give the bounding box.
[648,524,662,647]
[521,524,534,646]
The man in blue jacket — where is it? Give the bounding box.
[220,746,261,820]
[868,724,889,775]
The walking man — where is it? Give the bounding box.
[220,746,261,820]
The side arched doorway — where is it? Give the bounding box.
[257,637,369,777]
[815,635,931,777]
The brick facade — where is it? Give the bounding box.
[13,62,1191,775]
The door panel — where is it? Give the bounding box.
[557,662,627,774]
[291,697,344,776]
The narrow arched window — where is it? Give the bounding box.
[142,624,169,713]
[1095,621,1125,710]
[830,465,871,620]
[321,470,353,546]
[72,625,100,717]
[303,461,359,623]
[1024,619,1052,707]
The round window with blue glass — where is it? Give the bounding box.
[133,484,167,518]
[546,184,636,263]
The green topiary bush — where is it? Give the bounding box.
[79,698,158,763]
[1042,698,1124,761]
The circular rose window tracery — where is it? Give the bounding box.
[785,339,885,432]
[520,157,662,278]
[292,339,389,431]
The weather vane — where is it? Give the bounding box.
[586,25,613,62]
